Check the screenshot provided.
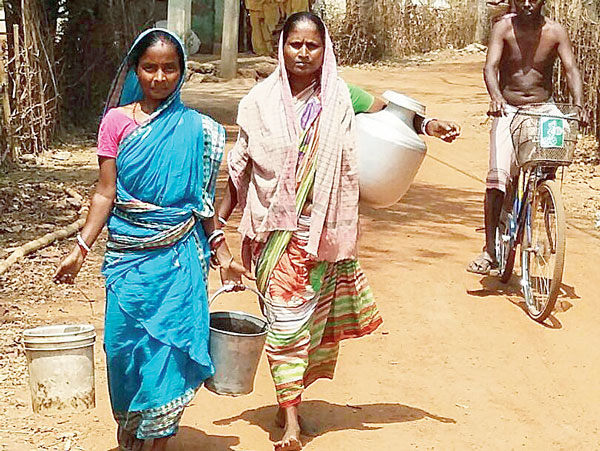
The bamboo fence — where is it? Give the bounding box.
[0,2,10,168]
[3,0,59,162]
[328,0,477,64]
[550,0,600,138]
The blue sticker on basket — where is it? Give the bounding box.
[539,117,565,148]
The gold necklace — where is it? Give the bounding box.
[132,101,140,125]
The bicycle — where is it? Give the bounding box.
[494,103,581,322]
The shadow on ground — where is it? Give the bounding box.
[467,275,582,329]
[0,162,98,250]
[213,400,456,446]
[358,182,483,265]
[169,427,240,450]
[106,428,240,451]
[361,182,482,234]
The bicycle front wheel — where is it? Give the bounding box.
[521,180,566,322]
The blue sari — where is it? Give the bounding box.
[100,29,225,441]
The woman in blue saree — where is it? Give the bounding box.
[54,29,246,451]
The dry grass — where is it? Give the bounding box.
[549,0,600,138]
[326,1,477,64]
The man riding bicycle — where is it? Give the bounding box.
[468,0,586,275]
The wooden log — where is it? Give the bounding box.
[0,216,86,276]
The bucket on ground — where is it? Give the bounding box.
[23,324,96,414]
[205,285,271,396]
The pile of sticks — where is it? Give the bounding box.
[0,8,11,168]
[550,0,600,138]
[4,0,59,160]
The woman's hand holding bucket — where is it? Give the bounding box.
[219,258,254,292]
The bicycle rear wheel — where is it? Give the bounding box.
[495,208,516,283]
[521,180,566,322]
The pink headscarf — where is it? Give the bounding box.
[228,17,359,262]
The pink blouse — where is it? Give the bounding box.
[96,108,138,158]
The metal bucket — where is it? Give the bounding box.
[23,324,96,414]
[205,285,272,396]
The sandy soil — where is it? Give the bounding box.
[1,52,599,451]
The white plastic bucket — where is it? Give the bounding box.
[23,324,96,414]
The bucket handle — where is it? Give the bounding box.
[209,284,275,326]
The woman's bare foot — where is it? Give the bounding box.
[276,408,319,437]
[274,406,302,451]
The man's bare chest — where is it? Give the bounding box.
[503,34,558,72]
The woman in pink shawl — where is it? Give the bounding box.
[217,12,382,450]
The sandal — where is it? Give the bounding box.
[467,252,497,275]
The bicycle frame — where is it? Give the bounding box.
[503,166,551,276]
[507,169,530,255]
[502,163,566,280]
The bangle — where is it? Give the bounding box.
[210,234,226,251]
[421,117,437,136]
[76,233,91,257]
[207,229,225,245]
[218,216,228,227]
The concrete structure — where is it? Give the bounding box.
[220,0,240,78]
[168,0,192,48]
[162,0,250,54]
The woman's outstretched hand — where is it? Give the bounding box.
[220,258,255,292]
[54,249,85,284]
[426,119,461,143]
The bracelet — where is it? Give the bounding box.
[421,117,437,136]
[210,234,226,251]
[217,216,228,227]
[207,229,225,245]
[76,233,91,257]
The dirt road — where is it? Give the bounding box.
[1,52,599,450]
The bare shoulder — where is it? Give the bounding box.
[491,15,514,35]
[544,17,569,38]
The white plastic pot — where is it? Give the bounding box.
[356,91,427,209]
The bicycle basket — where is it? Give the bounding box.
[510,103,581,168]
